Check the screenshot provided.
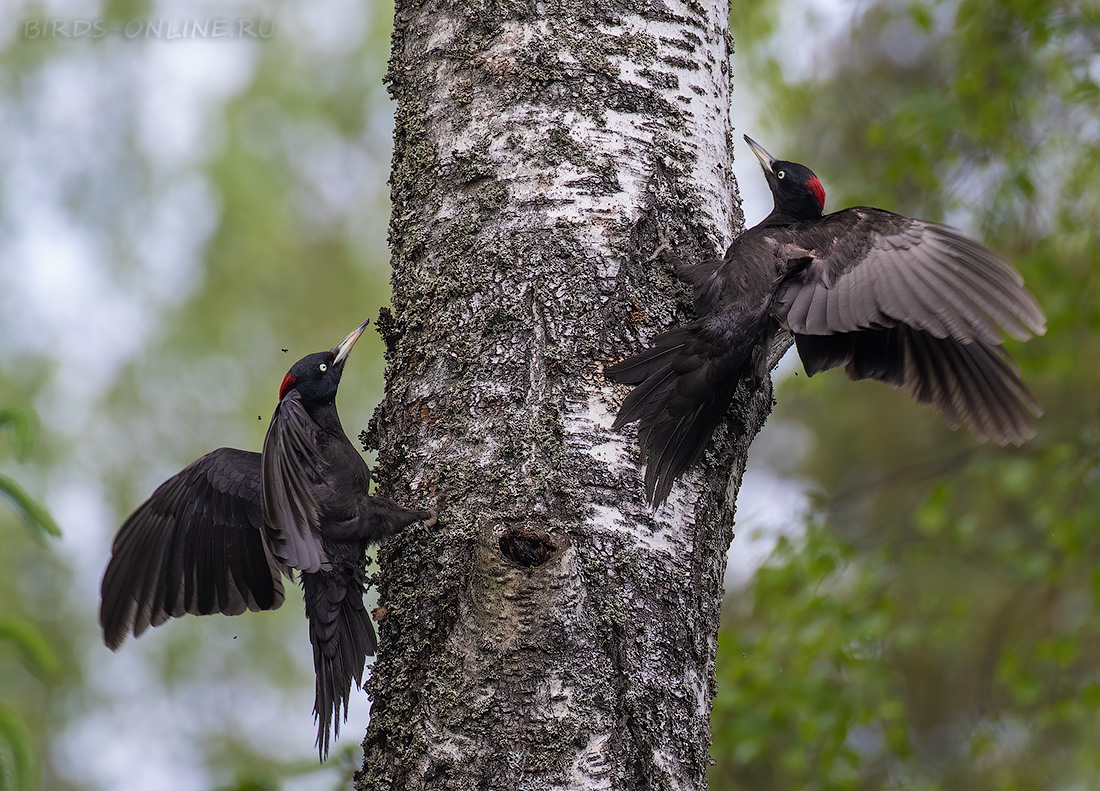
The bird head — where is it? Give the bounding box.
[744,135,826,222]
[278,318,370,406]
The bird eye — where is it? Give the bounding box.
[777,170,786,179]
[318,363,328,372]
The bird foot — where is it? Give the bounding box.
[647,223,675,263]
[647,222,691,282]
[422,494,445,528]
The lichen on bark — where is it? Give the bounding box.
[358,2,774,789]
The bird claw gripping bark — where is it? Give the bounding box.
[647,224,675,263]
[642,232,668,262]
[422,494,444,528]
[646,222,697,287]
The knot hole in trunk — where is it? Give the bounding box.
[499,525,558,568]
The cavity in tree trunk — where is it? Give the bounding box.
[359,3,776,789]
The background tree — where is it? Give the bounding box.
[0,1,406,788]
[711,1,1100,788]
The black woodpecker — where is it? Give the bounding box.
[100,319,435,758]
[608,136,1045,505]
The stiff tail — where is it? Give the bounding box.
[607,322,751,505]
[301,566,377,760]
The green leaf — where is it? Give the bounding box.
[0,704,36,791]
[0,619,60,682]
[0,475,60,538]
[0,410,34,461]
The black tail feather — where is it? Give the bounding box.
[606,327,694,386]
[608,321,753,505]
[301,566,376,760]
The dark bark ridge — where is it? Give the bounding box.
[359,3,775,789]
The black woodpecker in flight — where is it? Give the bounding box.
[607,135,1045,505]
[99,319,435,759]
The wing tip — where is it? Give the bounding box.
[100,623,128,652]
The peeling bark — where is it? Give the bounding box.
[359,2,774,789]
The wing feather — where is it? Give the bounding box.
[100,448,286,651]
[261,391,330,573]
[776,208,1045,344]
[795,325,1039,446]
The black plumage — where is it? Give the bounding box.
[100,319,434,758]
[100,447,283,645]
[608,136,1046,505]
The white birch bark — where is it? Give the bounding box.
[360,3,775,788]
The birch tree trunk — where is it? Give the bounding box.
[360,3,776,788]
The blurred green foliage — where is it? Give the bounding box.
[0,703,37,791]
[0,1,399,788]
[715,0,1100,788]
[1,410,58,539]
[0,408,60,791]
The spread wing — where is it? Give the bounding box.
[261,390,330,573]
[772,208,1046,445]
[100,448,287,651]
[794,326,1042,445]
[774,207,1046,343]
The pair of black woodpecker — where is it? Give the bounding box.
[99,319,434,759]
[609,136,1045,504]
[101,136,1047,754]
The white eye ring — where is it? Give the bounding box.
[319,363,328,372]
[777,170,786,179]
